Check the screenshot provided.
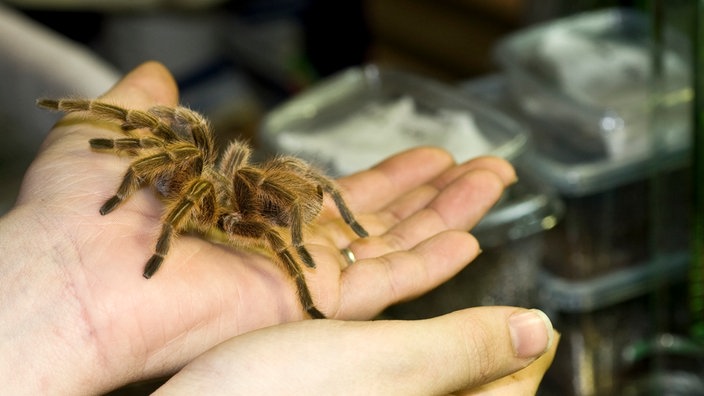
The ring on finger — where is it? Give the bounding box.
[340,247,356,265]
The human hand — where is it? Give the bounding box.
[0,62,517,394]
[155,307,557,395]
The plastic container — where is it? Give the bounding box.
[384,172,564,319]
[491,9,693,279]
[462,78,690,280]
[258,64,530,176]
[494,7,691,164]
[537,253,692,396]
[480,9,697,393]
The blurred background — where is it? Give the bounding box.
[1,0,702,394]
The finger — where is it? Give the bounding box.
[415,167,507,230]
[352,168,506,257]
[335,230,479,319]
[333,147,455,214]
[432,155,516,190]
[376,156,515,227]
[154,307,555,396]
[339,153,514,217]
[321,154,514,246]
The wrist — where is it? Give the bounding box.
[0,206,108,394]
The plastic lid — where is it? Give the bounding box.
[538,251,688,313]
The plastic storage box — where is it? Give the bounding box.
[537,254,696,395]
[494,8,691,163]
[482,8,696,394]
[258,64,530,175]
[491,8,692,279]
[463,72,695,395]
[465,81,695,396]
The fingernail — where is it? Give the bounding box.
[508,309,554,359]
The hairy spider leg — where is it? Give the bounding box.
[35,99,203,162]
[288,186,324,268]
[274,157,369,239]
[37,98,131,120]
[115,108,181,142]
[99,145,203,215]
[263,175,322,269]
[218,140,252,175]
[265,229,326,319]
[219,213,326,319]
[36,98,180,141]
[144,179,217,278]
[89,136,164,153]
[324,188,368,237]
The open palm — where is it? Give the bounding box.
[12,62,515,388]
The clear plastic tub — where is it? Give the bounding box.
[258,64,530,176]
[494,7,691,169]
[537,253,691,395]
[463,75,690,279]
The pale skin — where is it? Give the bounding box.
[0,61,557,395]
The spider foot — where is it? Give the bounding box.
[296,246,316,269]
[89,138,115,150]
[307,305,325,319]
[99,196,122,215]
[143,255,164,278]
[36,98,59,109]
[350,221,369,238]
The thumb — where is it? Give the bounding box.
[155,307,556,395]
[99,61,179,109]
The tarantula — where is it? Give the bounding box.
[37,98,368,319]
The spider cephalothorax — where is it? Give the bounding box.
[37,98,368,319]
